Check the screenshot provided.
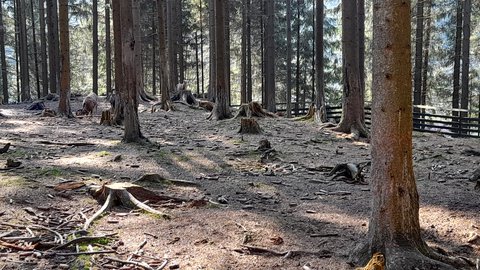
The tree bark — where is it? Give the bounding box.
[286,0,292,117]
[167,0,177,91]
[117,0,143,142]
[177,0,184,84]
[157,0,173,111]
[46,0,58,94]
[92,0,98,94]
[199,0,205,96]
[224,0,230,106]
[0,1,8,104]
[460,0,471,119]
[334,0,367,138]
[264,0,275,112]
[210,0,230,120]
[350,1,466,268]
[208,0,216,101]
[240,0,247,104]
[58,0,72,117]
[413,0,424,114]
[105,0,112,96]
[246,0,252,102]
[295,0,301,115]
[315,0,326,122]
[132,0,152,102]
[112,0,124,124]
[357,0,365,121]
[18,0,31,101]
[421,0,432,108]
[39,0,48,97]
[152,4,157,96]
[452,0,462,117]
[30,0,40,99]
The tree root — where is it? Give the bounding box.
[332,121,369,140]
[151,100,176,112]
[234,102,277,119]
[84,183,171,230]
[294,104,327,122]
[328,162,370,184]
[237,245,332,259]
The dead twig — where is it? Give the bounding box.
[105,256,155,270]
[54,250,116,256]
[239,245,332,259]
[53,233,117,250]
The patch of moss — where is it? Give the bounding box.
[0,176,28,187]
[174,154,191,162]
[96,151,111,157]
[3,149,28,159]
[71,255,92,270]
[39,167,63,177]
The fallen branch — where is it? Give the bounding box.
[239,245,332,258]
[53,233,117,250]
[37,141,96,147]
[105,256,155,270]
[54,250,116,256]
[0,143,10,154]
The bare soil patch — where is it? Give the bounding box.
[0,98,479,269]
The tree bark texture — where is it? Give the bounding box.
[30,0,40,99]
[335,0,367,137]
[157,0,172,111]
[92,0,98,94]
[211,0,230,120]
[208,0,216,101]
[413,0,424,113]
[286,0,292,117]
[46,0,58,94]
[315,0,326,122]
[18,0,31,101]
[240,0,247,104]
[460,0,471,118]
[452,0,462,117]
[264,0,275,112]
[39,0,48,97]
[112,0,124,124]
[0,1,8,103]
[105,0,112,95]
[58,0,72,117]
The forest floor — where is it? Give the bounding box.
[0,97,479,270]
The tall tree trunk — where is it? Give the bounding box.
[117,0,142,142]
[195,31,199,95]
[286,0,292,117]
[30,0,40,99]
[53,0,60,92]
[157,0,172,111]
[105,0,112,96]
[92,0,98,94]
[200,0,205,96]
[315,0,326,122]
[0,1,8,104]
[357,0,365,121]
[210,0,230,120]
[46,0,58,94]
[112,0,123,124]
[39,0,48,97]
[421,0,432,108]
[14,0,20,102]
[177,0,184,84]
[350,1,466,268]
[18,0,31,101]
[334,0,367,138]
[58,0,72,117]
[152,5,157,96]
[260,0,264,104]
[295,0,301,115]
[452,0,462,117]
[413,0,424,114]
[132,0,150,101]
[246,0,252,102]
[264,0,275,112]
[240,0,247,104]
[224,0,230,106]
[208,0,216,101]
[167,0,177,90]
[460,0,471,119]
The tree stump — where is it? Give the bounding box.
[234,102,277,119]
[100,110,113,125]
[41,109,57,117]
[84,182,172,230]
[239,118,262,134]
[198,100,214,111]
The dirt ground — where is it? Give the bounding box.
[0,97,479,270]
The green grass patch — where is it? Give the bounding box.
[0,176,28,187]
[96,151,111,157]
[39,167,63,177]
[71,255,92,270]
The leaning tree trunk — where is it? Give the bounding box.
[39,0,48,97]
[210,0,231,120]
[334,0,368,138]
[350,1,469,268]
[0,1,8,104]
[117,0,143,142]
[460,0,471,119]
[58,0,72,117]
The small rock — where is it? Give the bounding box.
[242,205,254,210]
[217,196,228,204]
[58,264,69,269]
[306,210,317,214]
[113,155,122,162]
[289,202,298,207]
[169,262,180,269]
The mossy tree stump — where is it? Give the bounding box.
[239,118,262,134]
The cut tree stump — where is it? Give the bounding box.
[100,110,113,125]
[239,118,262,134]
[84,182,171,230]
[234,102,277,119]
[41,108,57,117]
[198,100,214,111]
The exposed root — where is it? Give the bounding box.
[328,162,370,184]
[0,143,11,154]
[294,104,328,122]
[332,121,369,139]
[151,100,176,112]
[198,100,215,111]
[84,182,171,230]
[234,102,277,119]
[238,118,262,134]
